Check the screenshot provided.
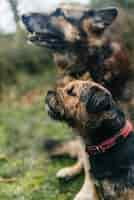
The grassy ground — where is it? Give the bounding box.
[0,68,83,200]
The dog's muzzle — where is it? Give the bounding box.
[45,91,56,115]
[45,91,64,120]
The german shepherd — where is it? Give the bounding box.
[22,6,133,103]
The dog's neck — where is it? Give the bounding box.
[89,39,113,63]
[85,106,126,146]
[84,106,134,186]
[85,39,113,81]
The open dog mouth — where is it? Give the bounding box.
[22,13,85,51]
[21,13,70,51]
[45,102,75,127]
[28,32,71,51]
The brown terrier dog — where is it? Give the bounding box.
[46,80,134,200]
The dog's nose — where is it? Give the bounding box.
[45,91,56,104]
[47,91,56,96]
[21,14,34,33]
[22,14,30,25]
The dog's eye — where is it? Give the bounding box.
[67,86,76,96]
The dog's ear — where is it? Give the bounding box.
[95,8,118,29]
[81,86,113,113]
[82,7,118,34]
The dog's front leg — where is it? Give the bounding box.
[74,141,99,200]
[74,174,99,200]
[45,137,84,179]
[45,137,82,158]
[56,137,83,179]
[56,159,83,180]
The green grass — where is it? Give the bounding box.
[0,69,83,200]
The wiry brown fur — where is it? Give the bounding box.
[46,80,134,200]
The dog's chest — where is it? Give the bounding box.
[90,134,134,199]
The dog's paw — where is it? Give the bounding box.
[56,167,75,180]
[74,181,98,200]
[74,191,94,200]
[56,161,82,180]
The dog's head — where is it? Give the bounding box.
[22,8,80,51]
[22,7,118,74]
[22,7,118,51]
[45,80,126,144]
[45,80,113,128]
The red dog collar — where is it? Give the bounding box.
[86,120,133,156]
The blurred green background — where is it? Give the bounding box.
[0,1,134,199]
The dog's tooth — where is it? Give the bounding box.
[27,40,33,45]
[76,34,80,40]
[28,32,36,38]
[33,32,36,36]
[28,33,33,38]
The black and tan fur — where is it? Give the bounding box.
[46,80,134,200]
[22,6,133,104]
